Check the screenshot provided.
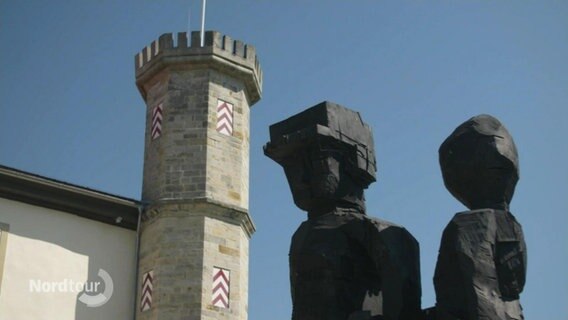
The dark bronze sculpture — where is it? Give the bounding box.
[434,114,527,320]
[264,101,421,320]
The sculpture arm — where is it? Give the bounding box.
[365,221,422,319]
[289,221,310,314]
[494,212,527,299]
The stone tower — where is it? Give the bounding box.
[134,31,262,320]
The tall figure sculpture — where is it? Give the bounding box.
[264,101,421,320]
[435,114,527,320]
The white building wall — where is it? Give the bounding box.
[0,197,137,320]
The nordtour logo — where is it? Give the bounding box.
[29,268,114,307]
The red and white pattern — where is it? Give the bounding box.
[212,267,230,308]
[140,270,153,312]
[216,100,234,136]
[151,103,163,140]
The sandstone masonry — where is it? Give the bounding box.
[135,30,262,320]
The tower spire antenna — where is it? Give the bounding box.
[187,1,191,42]
[200,0,207,47]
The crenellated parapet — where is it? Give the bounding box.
[135,31,262,104]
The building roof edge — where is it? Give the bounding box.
[0,164,140,230]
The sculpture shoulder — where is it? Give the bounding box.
[444,209,497,238]
[290,220,312,244]
[451,208,495,224]
[495,211,525,241]
[446,209,523,240]
[291,212,419,248]
[364,214,419,245]
[441,209,526,258]
[352,214,421,261]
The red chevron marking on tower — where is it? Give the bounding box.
[216,123,232,136]
[217,113,233,125]
[213,281,229,295]
[217,102,234,115]
[216,100,234,136]
[212,267,230,308]
[140,270,154,312]
[151,103,163,140]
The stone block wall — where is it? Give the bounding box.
[135,31,261,320]
[137,201,253,320]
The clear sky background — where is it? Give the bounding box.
[1,1,567,319]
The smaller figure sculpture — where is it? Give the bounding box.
[435,114,527,320]
[264,101,421,320]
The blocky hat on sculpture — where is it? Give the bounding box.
[264,101,377,187]
[439,114,519,210]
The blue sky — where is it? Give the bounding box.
[1,1,567,319]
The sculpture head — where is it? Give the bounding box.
[264,101,376,215]
[439,114,519,210]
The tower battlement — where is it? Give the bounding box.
[135,31,262,104]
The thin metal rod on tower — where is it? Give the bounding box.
[200,0,207,47]
[187,3,191,42]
